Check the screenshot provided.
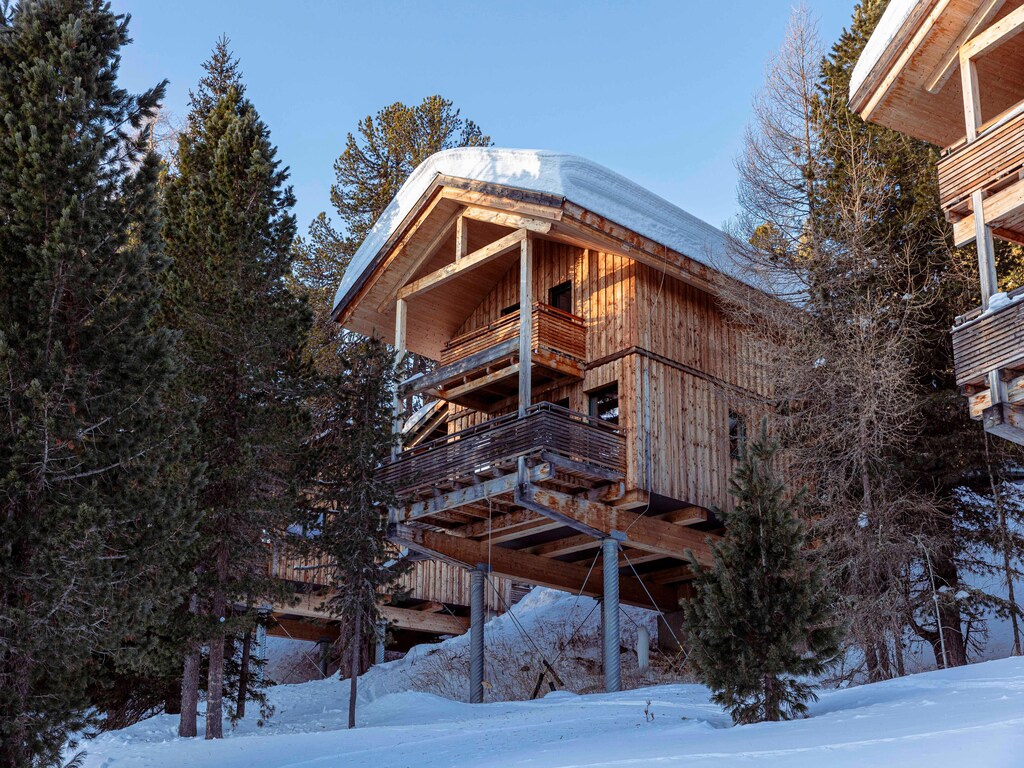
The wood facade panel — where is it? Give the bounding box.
[431,235,768,511]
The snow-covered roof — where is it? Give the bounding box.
[332,147,764,317]
[850,0,921,100]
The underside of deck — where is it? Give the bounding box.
[382,403,718,613]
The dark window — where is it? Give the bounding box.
[552,396,570,410]
[500,302,520,317]
[728,411,747,460]
[548,281,573,313]
[589,384,619,426]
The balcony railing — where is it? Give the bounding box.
[403,303,585,409]
[379,402,625,498]
[938,103,1024,219]
[953,289,1024,388]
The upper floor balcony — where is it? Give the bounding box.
[402,302,586,412]
[939,101,1024,247]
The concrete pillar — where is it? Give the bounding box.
[470,567,486,703]
[602,538,621,693]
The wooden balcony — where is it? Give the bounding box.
[379,402,625,500]
[954,290,1024,446]
[939,103,1024,245]
[953,290,1024,389]
[404,303,585,412]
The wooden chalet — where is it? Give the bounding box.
[330,148,774,695]
[850,0,1024,444]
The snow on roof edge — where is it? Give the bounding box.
[330,148,779,319]
[850,0,923,103]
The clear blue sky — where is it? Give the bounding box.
[112,1,857,237]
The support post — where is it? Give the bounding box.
[374,620,386,665]
[470,566,486,703]
[392,298,408,458]
[455,215,468,259]
[518,236,533,418]
[602,538,621,693]
[972,190,999,308]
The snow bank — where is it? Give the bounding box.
[79,656,1024,767]
[331,147,775,317]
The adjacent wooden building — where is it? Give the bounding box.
[329,148,775,692]
[850,0,1024,444]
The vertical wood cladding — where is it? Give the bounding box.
[444,236,769,511]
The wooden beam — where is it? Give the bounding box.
[373,203,461,314]
[926,0,1005,94]
[972,189,999,306]
[441,363,520,402]
[961,2,1024,61]
[396,463,553,522]
[539,450,625,484]
[516,485,715,564]
[662,507,710,526]
[455,215,468,259]
[959,47,983,141]
[953,178,1024,246]
[397,229,526,301]
[460,205,554,234]
[391,524,680,610]
[392,298,407,458]
[267,615,339,643]
[458,508,562,542]
[519,236,533,417]
[380,604,469,635]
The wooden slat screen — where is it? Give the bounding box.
[938,107,1024,211]
[953,299,1024,386]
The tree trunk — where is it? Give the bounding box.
[164,677,182,716]
[179,592,202,738]
[179,646,201,737]
[237,630,252,720]
[348,606,362,729]
[205,547,229,739]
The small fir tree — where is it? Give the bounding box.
[161,39,310,739]
[305,335,402,729]
[685,420,842,724]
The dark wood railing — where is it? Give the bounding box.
[440,303,585,367]
[938,103,1024,214]
[379,402,625,496]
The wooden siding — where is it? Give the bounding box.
[269,542,509,614]
[430,237,768,510]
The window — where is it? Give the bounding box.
[589,384,619,426]
[552,396,570,410]
[500,302,520,317]
[548,281,573,313]
[728,411,747,460]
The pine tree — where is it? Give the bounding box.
[161,39,310,740]
[0,2,199,764]
[331,95,491,251]
[685,420,842,724]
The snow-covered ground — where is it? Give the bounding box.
[80,654,1024,767]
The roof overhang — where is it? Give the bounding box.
[331,175,774,360]
[850,0,1024,147]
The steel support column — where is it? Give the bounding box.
[602,538,621,693]
[470,567,486,703]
